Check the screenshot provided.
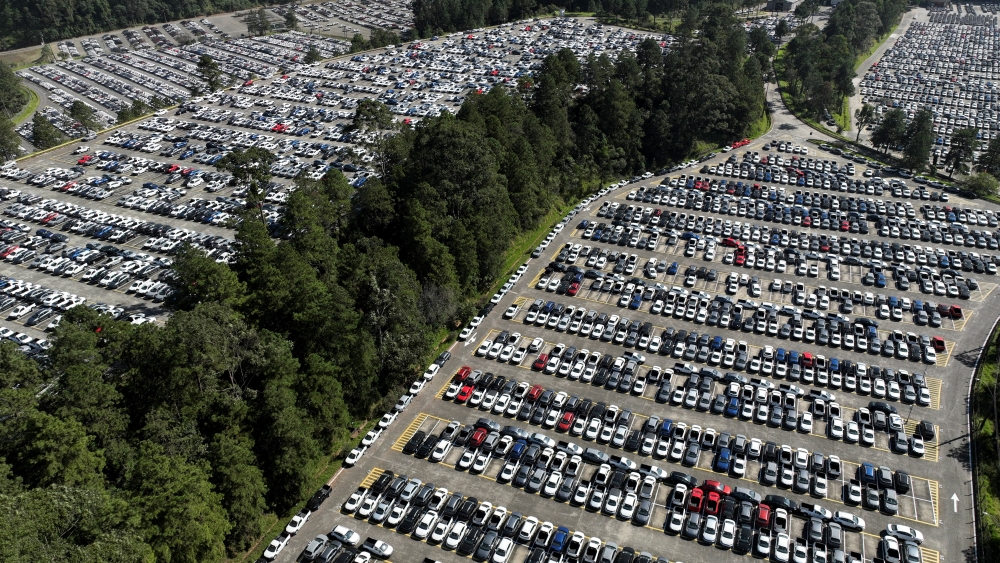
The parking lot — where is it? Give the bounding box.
[273,112,985,562]
[1,4,988,563]
[859,3,1000,162]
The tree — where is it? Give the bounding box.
[166,244,246,310]
[304,45,322,64]
[853,103,876,142]
[0,115,20,162]
[31,112,62,149]
[127,442,230,563]
[351,99,397,178]
[69,100,99,133]
[197,55,224,92]
[966,172,999,198]
[775,19,790,43]
[285,10,298,31]
[0,63,27,118]
[870,108,906,153]
[944,127,978,178]
[978,135,1000,177]
[902,109,934,172]
[216,148,277,225]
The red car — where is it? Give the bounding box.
[950,305,964,319]
[701,480,731,496]
[802,352,814,368]
[567,282,580,296]
[557,411,575,432]
[455,365,472,381]
[704,491,722,516]
[840,221,850,231]
[0,245,19,258]
[722,237,740,248]
[687,487,704,513]
[456,384,475,403]
[469,428,487,448]
[755,504,772,528]
[532,354,549,371]
[734,249,746,266]
[802,216,812,227]
[165,164,179,173]
[527,384,544,402]
[77,155,93,165]
[931,336,946,352]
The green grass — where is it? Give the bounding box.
[235,423,374,563]
[11,85,38,125]
[747,109,772,139]
[833,96,851,132]
[972,320,1000,560]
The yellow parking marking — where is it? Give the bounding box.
[359,467,385,489]
[391,413,428,452]
[903,421,940,462]
[920,547,940,563]
[953,309,973,331]
[434,375,454,399]
[926,377,942,410]
[513,296,531,307]
[935,341,955,367]
[979,283,998,300]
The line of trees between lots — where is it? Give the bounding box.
[0,8,770,563]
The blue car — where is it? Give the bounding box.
[858,462,876,485]
[551,526,570,552]
[776,348,786,363]
[829,358,840,373]
[667,262,679,275]
[714,448,732,472]
[629,293,642,309]
[725,397,740,418]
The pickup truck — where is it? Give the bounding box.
[306,484,332,512]
[361,537,393,558]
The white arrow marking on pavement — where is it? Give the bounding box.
[952,493,960,512]
[464,334,476,346]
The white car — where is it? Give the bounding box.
[492,537,515,563]
[262,533,290,560]
[329,525,362,546]
[343,488,366,513]
[378,411,397,428]
[285,509,311,535]
[717,518,736,549]
[344,447,365,467]
[413,509,439,539]
[443,521,468,550]
[886,523,924,544]
[833,511,866,531]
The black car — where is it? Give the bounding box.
[442,493,463,517]
[386,476,408,499]
[633,499,653,526]
[667,471,698,488]
[473,531,499,562]
[457,527,484,556]
[403,431,427,455]
[556,477,576,502]
[894,470,911,494]
[397,506,423,534]
[457,497,478,522]
[681,512,701,540]
[682,443,700,467]
[415,434,438,459]
[513,465,532,488]
[371,472,394,495]
[502,512,523,537]
[734,525,754,554]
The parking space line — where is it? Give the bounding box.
[359,467,385,489]
[935,341,955,367]
[391,413,428,452]
[926,378,942,411]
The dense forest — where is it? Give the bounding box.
[412,0,731,37]
[779,0,907,121]
[0,8,767,563]
[0,0,283,50]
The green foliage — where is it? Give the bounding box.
[0,115,20,161]
[69,100,99,133]
[979,136,1000,177]
[30,111,62,149]
[284,9,297,31]
[198,55,224,92]
[349,28,401,53]
[304,45,322,64]
[966,173,999,198]
[117,99,155,124]
[413,0,539,36]
[944,126,978,178]
[0,1,274,50]
[902,108,934,172]
[853,102,875,141]
[779,0,906,122]
[245,8,271,36]
[870,107,906,152]
[0,62,27,116]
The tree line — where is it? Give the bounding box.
[0,8,768,562]
[779,0,906,121]
[0,0,286,51]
